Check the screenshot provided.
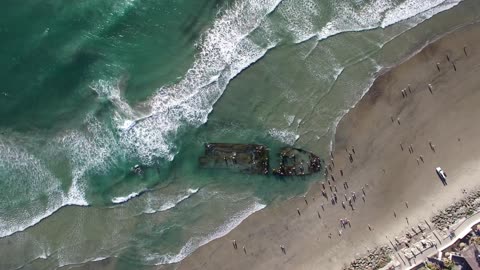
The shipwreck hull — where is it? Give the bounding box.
[271,147,322,176]
[199,143,322,177]
[199,143,269,175]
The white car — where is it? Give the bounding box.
[436,167,447,181]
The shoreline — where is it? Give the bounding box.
[177,20,480,270]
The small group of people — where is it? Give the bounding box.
[340,218,351,228]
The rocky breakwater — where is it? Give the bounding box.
[431,190,480,230]
[343,246,393,270]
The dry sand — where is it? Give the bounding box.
[177,22,480,270]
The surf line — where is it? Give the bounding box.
[110,186,202,207]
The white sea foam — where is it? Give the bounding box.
[268,128,299,145]
[143,188,199,214]
[150,201,266,265]
[113,0,283,164]
[284,114,295,126]
[57,255,111,269]
[0,0,464,251]
[88,0,462,167]
[111,192,141,204]
[90,79,142,127]
[382,0,461,28]
[0,0,285,235]
[59,115,121,207]
[92,256,109,262]
[0,113,123,236]
[0,135,69,238]
[284,0,463,44]
[276,0,319,42]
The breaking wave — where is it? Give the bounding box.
[268,128,299,145]
[91,0,463,168]
[116,0,283,165]
[111,191,142,204]
[144,201,266,265]
[142,188,200,214]
[288,0,463,43]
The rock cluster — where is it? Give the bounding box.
[431,190,480,230]
[344,191,480,269]
[343,246,392,270]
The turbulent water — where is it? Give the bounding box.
[1,0,480,269]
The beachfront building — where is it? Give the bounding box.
[412,223,480,270]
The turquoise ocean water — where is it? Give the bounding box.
[1,0,480,269]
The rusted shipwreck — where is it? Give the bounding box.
[272,147,322,176]
[199,143,323,176]
[199,143,270,174]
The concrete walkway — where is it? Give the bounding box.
[400,211,480,269]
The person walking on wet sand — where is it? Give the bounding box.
[232,240,237,249]
[429,140,436,152]
[297,208,301,216]
[280,245,286,254]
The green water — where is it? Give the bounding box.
[1,0,480,269]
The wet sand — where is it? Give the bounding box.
[177,21,480,270]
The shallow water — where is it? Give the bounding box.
[1,0,480,269]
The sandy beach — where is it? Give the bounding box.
[177,21,480,270]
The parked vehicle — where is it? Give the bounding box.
[435,167,447,183]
